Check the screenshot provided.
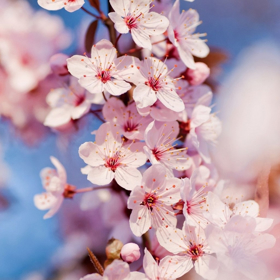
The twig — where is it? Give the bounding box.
[81,7,102,19]
[75,186,111,193]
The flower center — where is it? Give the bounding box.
[124,13,142,29]
[146,76,162,92]
[187,243,204,261]
[96,69,111,84]
[75,95,85,106]
[105,154,121,171]
[141,193,158,211]
[174,30,180,42]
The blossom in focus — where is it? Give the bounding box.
[144,120,191,177]
[44,77,93,128]
[80,259,146,280]
[34,156,72,219]
[142,248,178,280]
[157,223,219,280]
[179,169,209,227]
[206,216,276,280]
[102,97,152,140]
[121,243,141,263]
[38,0,85,13]
[67,39,134,97]
[133,57,185,112]
[127,164,181,236]
[79,122,147,190]
[108,0,169,50]
[168,0,209,69]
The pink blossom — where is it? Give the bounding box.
[50,53,69,76]
[205,192,273,232]
[156,223,219,279]
[133,57,185,112]
[80,259,146,280]
[168,0,209,69]
[127,164,181,236]
[144,120,191,177]
[44,77,93,128]
[206,216,276,280]
[102,97,152,140]
[142,248,178,280]
[121,243,141,263]
[185,104,222,163]
[180,169,209,228]
[108,0,169,50]
[79,122,147,190]
[186,62,210,86]
[38,0,84,13]
[67,39,135,97]
[34,156,69,219]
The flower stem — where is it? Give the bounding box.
[75,186,111,193]
[81,7,102,19]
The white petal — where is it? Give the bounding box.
[109,12,129,34]
[133,84,157,108]
[194,255,218,280]
[44,107,72,127]
[129,206,151,236]
[79,142,105,167]
[87,166,115,185]
[115,166,142,190]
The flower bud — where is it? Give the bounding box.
[186,62,210,86]
[105,238,123,260]
[49,53,69,76]
[120,243,141,263]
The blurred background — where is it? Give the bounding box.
[1,0,280,279]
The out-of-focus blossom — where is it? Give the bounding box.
[185,104,222,163]
[44,77,93,128]
[186,62,210,86]
[133,57,185,112]
[128,164,181,236]
[168,0,209,69]
[34,156,73,219]
[102,97,152,140]
[120,243,141,263]
[38,0,85,13]
[108,0,169,50]
[206,216,276,280]
[67,39,134,97]
[144,120,191,177]
[214,42,280,182]
[79,122,147,190]
[0,0,71,93]
[50,53,69,76]
[80,259,146,280]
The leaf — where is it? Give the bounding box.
[88,0,100,12]
[85,20,98,54]
[87,247,104,275]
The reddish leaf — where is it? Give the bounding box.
[88,0,100,12]
[85,20,98,54]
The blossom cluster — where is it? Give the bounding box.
[30,0,277,279]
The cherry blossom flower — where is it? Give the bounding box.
[185,62,210,86]
[156,223,219,279]
[127,164,181,236]
[205,192,273,232]
[143,248,178,280]
[179,169,209,228]
[206,216,276,280]
[168,0,209,69]
[108,0,169,50]
[121,243,141,263]
[185,104,222,163]
[38,0,84,13]
[79,122,147,190]
[102,97,152,140]
[133,57,185,112]
[67,39,134,97]
[144,120,191,177]
[34,156,73,219]
[80,259,146,280]
[44,77,93,128]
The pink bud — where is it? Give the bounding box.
[120,243,141,263]
[50,53,69,76]
[186,62,210,86]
